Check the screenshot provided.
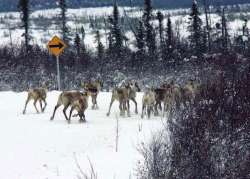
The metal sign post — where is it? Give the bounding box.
[47,35,67,91]
[56,55,61,91]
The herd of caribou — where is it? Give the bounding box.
[22,79,199,123]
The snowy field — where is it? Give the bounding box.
[0,91,163,179]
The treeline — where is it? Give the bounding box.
[16,0,250,57]
[0,0,250,91]
[1,0,250,12]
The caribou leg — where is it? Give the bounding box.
[50,104,60,120]
[39,100,43,112]
[63,104,70,122]
[107,98,115,116]
[141,103,146,119]
[42,98,47,112]
[33,99,39,113]
[23,95,31,114]
[131,97,138,114]
[127,100,131,117]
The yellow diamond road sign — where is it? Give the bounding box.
[47,36,67,56]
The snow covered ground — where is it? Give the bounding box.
[0,6,249,50]
[0,91,163,179]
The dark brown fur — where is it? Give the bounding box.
[82,80,102,109]
[154,88,168,115]
[155,81,182,115]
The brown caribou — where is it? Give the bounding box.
[82,80,103,109]
[106,86,130,117]
[23,85,48,114]
[141,88,156,119]
[50,91,88,123]
[106,81,140,117]
[181,79,199,106]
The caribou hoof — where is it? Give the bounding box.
[79,117,86,123]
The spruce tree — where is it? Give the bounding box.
[166,15,174,59]
[157,11,164,60]
[203,0,211,51]
[202,27,208,53]
[80,26,86,55]
[143,0,157,59]
[80,26,85,44]
[74,33,81,57]
[18,0,30,53]
[136,20,145,55]
[242,19,248,36]
[221,8,229,53]
[242,19,249,52]
[107,29,114,55]
[188,0,203,56]
[112,1,122,55]
[135,20,145,65]
[108,1,123,57]
[95,30,104,60]
[59,0,69,43]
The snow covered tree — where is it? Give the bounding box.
[188,0,204,56]
[18,0,30,53]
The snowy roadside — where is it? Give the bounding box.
[0,91,164,179]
